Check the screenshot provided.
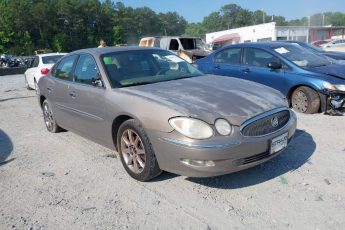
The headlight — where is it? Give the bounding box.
[215,119,232,136]
[323,82,336,90]
[335,84,345,91]
[169,117,213,139]
[323,82,345,91]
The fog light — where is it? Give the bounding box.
[330,97,344,109]
[181,159,215,167]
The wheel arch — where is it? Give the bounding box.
[111,115,134,151]
[287,84,322,107]
[39,95,46,109]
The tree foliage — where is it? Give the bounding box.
[1,1,345,55]
[186,4,345,36]
[0,0,187,55]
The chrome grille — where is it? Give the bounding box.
[241,109,290,137]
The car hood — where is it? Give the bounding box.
[308,64,345,80]
[322,51,345,60]
[120,75,287,126]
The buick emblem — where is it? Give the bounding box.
[271,116,279,128]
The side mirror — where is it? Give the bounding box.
[92,73,104,87]
[267,62,282,70]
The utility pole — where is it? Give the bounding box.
[322,14,325,26]
[262,9,265,23]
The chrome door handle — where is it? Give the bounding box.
[214,65,220,69]
[47,87,53,93]
[242,68,250,74]
[69,92,77,98]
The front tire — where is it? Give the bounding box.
[291,86,320,114]
[42,100,62,133]
[117,119,162,181]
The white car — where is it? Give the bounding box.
[321,39,345,52]
[24,53,67,90]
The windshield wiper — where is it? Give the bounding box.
[310,64,329,67]
[121,82,151,87]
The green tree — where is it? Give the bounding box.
[185,23,207,36]
[158,12,187,36]
[202,12,224,32]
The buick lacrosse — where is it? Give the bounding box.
[37,47,297,181]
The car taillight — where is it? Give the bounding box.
[41,68,49,75]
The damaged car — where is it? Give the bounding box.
[37,46,296,181]
[139,36,211,63]
[195,42,345,115]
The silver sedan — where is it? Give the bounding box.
[37,47,297,181]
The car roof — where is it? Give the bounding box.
[224,42,300,49]
[69,46,165,56]
[275,40,304,44]
[37,53,68,57]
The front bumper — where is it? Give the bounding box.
[320,90,345,113]
[147,111,297,177]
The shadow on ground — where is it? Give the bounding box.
[0,95,35,103]
[0,129,14,166]
[154,129,315,188]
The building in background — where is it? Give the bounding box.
[206,22,345,49]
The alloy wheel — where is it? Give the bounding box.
[292,90,308,113]
[43,102,54,131]
[120,129,146,174]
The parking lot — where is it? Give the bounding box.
[0,74,344,229]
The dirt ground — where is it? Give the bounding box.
[0,74,344,230]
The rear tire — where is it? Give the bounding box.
[34,79,38,94]
[117,119,162,181]
[42,100,62,133]
[291,86,320,114]
[25,75,33,90]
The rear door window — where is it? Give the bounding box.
[169,39,179,51]
[32,56,39,67]
[214,48,241,64]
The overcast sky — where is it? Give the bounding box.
[119,0,345,23]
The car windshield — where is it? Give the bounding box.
[179,38,206,50]
[272,44,331,68]
[42,55,64,64]
[102,49,203,88]
[195,38,207,50]
[297,42,324,52]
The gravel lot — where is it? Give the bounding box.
[0,74,345,230]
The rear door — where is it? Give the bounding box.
[239,47,287,93]
[211,47,243,78]
[67,54,107,142]
[48,55,78,129]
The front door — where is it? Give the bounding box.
[240,47,287,94]
[67,54,107,143]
